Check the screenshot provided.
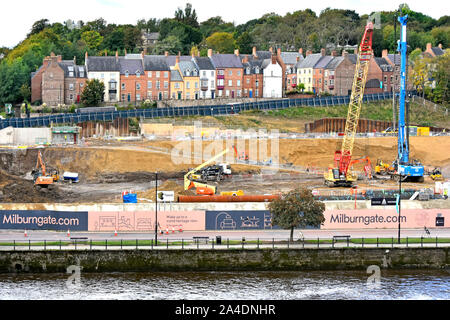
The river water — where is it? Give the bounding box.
[0,270,448,300]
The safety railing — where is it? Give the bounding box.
[1,235,449,251]
[0,92,399,129]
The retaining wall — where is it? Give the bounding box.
[0,248,448,273]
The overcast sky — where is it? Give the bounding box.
[1,0,447,48]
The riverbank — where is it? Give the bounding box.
[1,247,449,273]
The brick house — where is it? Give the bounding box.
[281,48,304,92]
[175,59,200,100]
[424,43,445,58]
[209,50,244,98]
[119,57,145,103]
[31,54,56,104]
[143,55,171,101]
[240,54,264,98]
[382,50,401,92]
[312,50,334,94]
[60,59,87,105]
[41,53,65,106]
[323,51,357,96]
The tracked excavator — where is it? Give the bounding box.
[32,151,58,189]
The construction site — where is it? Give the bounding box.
[0,16,448,219]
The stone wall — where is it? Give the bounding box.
[0,248,448,273]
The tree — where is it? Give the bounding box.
[205,32,236,53]
[236,32,253,54]
[81,30,103,51]
[80,79,105,107]
[268,187,325,241]
[174,3,199,28]
[28,19,50,36]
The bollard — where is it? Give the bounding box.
[212,239,214,250]
[28,240,31,251]
[182,239,184,250]
[136,239,138,250]
[90,239,92,250]
[121,239,123,250]
[377,237,379,248]
[166,239,169,249]
[362,237,364,248]
[44,240,46,251]
[317,237,319,248]
[227,238,229,249]
[257,238,259,249]
[421,236,423,248]
[74,239,77,250]
[60,240,62,250]
[406,237,408,248]
[272,238,274,250]
[436,236,438,248]
[287,238,290,249]
[392,237,394,248]
[13,240,15,251]
[106,239,108,250]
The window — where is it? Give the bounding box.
[203,71,206,77]
[244,89,247,94]
[69,72,74,77]
[136,94,141,101]
[217,79,224,86]
[121,94,125,101]
[69,94,73,100]
[256,80,259,87]
[255,89,259,96]
[186,69,190,76]
[211,71,214,77]
[255,67,259,74]
[125,71,129,77]
[237,80,240,86]
[156,71,160,78]
[79,67,84,78]
[186,82,190,89]
[80,83,84,88]
[237,70,241,76]
[228,80,232,86]
[246,78,250,84]
[246,67,250,74]
[164,81,168,89]
[193,70,198,76]
[164,72,168,78]
[69,83,74,90]
[109,81,116,90]
[136,83,141,90]
[225,90,230,97]
[127,93,131,102]
[121,83,125,90]
[156,81,160,89]
[195,82,198,89]
[164,91,168,99]
[175,82,180,89]
[101,73,104,79]
[237,90,241,97]
[186,92,190,99]
[210,80,214,88]
[228,70,232,76]
[148,71,152,78]
[148,81,152,89]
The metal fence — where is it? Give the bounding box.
[2,235,449,251]
[0,92,397,129]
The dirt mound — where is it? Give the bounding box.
[136,180,194,202]
[0,170,74,203]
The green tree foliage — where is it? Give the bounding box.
[80,79,105,107]
[81,30,103,51]
[236,32,253,54]
[205,32,236,53]
[268,188,325,241]
[432,51,450,105]
[28,19,50,37]
[174,2,199,28]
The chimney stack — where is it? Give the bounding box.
[353,48,358,54]
[269,47,273,54]
[141,51,145,60]
[296,56,300,62]
[271,54,276,64]
[115,50,119,62]
[342,50,348,58]
[320,48,326,56]
[85,51,88,62]
[438,43,442,49]
[277,47,281,56]
[207,48,212,57]
[124,49,127,55]
[73,56,76,65]
[164,51,169,57]
[252,47,257,58]
[299,48,303,56]
[426,43,432,50]
[176,55,180,64]
[234,49,239,56]
[306,50,312,56]
[331,50,337,57]
[382,49,388,57]
[242,55,248,64]
[143,47,147,55]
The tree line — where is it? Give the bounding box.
[0,3,449,106]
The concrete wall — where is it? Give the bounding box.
[0,128,52,145]
[0,127,14,144]
[1,248,448,273]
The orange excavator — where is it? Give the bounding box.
[348,156,373,179]
[31,151,57,189]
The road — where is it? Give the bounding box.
[1,228,449,241]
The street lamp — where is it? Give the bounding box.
[155,171,158,246]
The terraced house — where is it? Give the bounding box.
[85,52,121,103]
[296,51,323,93]
[142,55,171,101]
[119,57,145,103]
[210,50,244,98]
[175,58,200,100]
[192,56,216,99]
[240,54,263,98]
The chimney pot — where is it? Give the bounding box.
[382,49,388,57]
[321,48,326,56]
[306,50,312,56]
[252,47,257,58]
[438,43,442,49]
[207,49,212,57]
[176,55,180,64]
[164,51,169,57]
[331,50,337,57]
[426,43,432,50]
[277,48,281,56]
[234,49,239,56]
[299,48,303,55]
[269,47,273,53]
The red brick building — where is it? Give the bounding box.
[240,54,263,98]
[41,53,65,106]
[209,50,244,98]
[143,54,171,100]
[119,57,145,103]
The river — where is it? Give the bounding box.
[0,270,448,300]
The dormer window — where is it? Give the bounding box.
[193,70,197,76]
[246,67,250,74]
[255,67,259,74]
[68,66,74,77]
[136,71,141,78]
[186,69,190,76]
[125,71,129,77]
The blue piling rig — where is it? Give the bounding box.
[396,14,424,182]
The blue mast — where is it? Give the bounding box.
[396,14,424,180]
[397,15,409,164]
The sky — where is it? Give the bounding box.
[1,0,448,48]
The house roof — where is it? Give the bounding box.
[143,32,160,40]
[387,54,401,65]
[86,56,120,72]
[178,61,199,76]
[118,58,144,75]
[256,51,272,60]
[58,61,87,78]
[374,57,393,72]
[166,55,191,67]
[241,55,264,74]
[431,47,445,56]
[297,53,323,68]
[170,69,183,82]
[314,56,334,69]
[280,52,304,65]
[193,56,215,70]
[325,56,344,70]
[210,54,243,68]
[143,55,170,71]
